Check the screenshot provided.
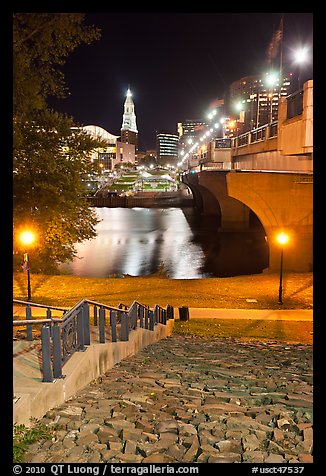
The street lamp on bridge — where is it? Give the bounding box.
[276,232,290,305]
[19,230,36,301]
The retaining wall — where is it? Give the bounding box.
[14,321,174,426]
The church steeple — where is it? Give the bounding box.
[120,87,138,152]
[121,88,138,133]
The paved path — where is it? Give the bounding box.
[22,334,313,464]
[189,308,312,321]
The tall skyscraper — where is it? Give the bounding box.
[121,88,138,152]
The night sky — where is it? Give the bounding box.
[48,12,313,150]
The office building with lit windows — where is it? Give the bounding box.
[177,119,208,148]
[156,131,179,166]
[229,74,293,131]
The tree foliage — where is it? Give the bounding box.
[13,13,105,273]
[13,13,100,118]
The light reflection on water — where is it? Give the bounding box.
[60,207,210,279]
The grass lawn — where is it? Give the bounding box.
[13,272,313,344]
[13,272,312,309]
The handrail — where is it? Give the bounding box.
[51,299,123,323]
[13,297,175,383]
[13,319,52,326]
[13,299,68,311]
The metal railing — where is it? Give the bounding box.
[231,121,278,149]
[287,89,303,119]
[13,299,174,383]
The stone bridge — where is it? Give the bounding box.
[181,81,313,273]
[183,170,312,272]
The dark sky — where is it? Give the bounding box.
[48,12,313,150]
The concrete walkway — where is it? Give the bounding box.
[188,308,313,321]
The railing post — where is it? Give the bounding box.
[121,312,129,341]
[149,310,154,331]
[94,305,98,326]
[77,307,85,351]
[167,305,174,320]
[46,308,52,337]
[99,307,106,343]
[131,303,137,329]
[139,307,144,328]
[52,323,62,379]
[83,302,90,346]
[110,310,117,342]
[26,304,33,341]
[41,325,53,382]
[145,308,149,329]
[162,309,167,325]
[154,306,158,325]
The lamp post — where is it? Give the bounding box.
[293,46,309,90]
[19,230,36,302]
[265,72,278,124]
[276,232,289,305]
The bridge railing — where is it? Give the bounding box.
[231,121,278,149]
[13,298,174,383]
[287,89,304,119]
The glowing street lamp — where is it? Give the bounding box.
[276,232,289,305]
[293,46,310,89]
[264,72,278,123]
[19,230,36,301]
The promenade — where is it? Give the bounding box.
[17,309,313,465]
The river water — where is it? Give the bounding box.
[59,207,269,279]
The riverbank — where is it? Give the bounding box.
[13,271,313,310]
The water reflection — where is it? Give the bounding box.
[60,207,268,279]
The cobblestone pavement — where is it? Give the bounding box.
[24,335,313,464]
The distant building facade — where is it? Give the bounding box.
[229,74,293,131]
[177,119,208,148]
[156,131,179,167]
[82,124,136,171]
[120,88,139,154]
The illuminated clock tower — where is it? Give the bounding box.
[121,88,138,152]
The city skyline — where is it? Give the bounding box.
[47,12,313,150]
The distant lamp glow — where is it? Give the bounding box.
[20,231,35,247]
[276,232,289,246]
[265,71,278,87]
[19,230,36,301]
[276,232,289,305]
[293,46,309,64]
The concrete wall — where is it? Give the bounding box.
[14,321,174,426]
[278,80,313,156]
[233,150,313,172]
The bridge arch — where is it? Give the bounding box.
[227,171,313,272]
